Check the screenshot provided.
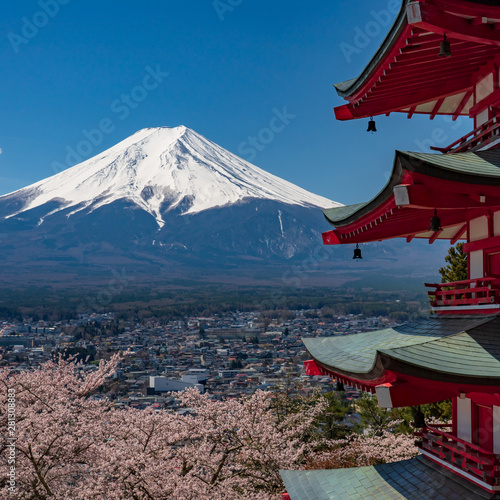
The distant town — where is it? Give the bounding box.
[0,310,399,411]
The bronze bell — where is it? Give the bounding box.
[439,34,451,57]
[367,116,377,132]
[429,209,442,232]
[336,381,345,392]
[412,407,426,428]
[353,243,362,259]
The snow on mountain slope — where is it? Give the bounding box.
[0,126,340,227]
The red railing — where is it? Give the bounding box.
[416,425,500,485]
[430,114,500,154]
[425,277,499,308]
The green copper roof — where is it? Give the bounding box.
[303,317,500,380]
[323,202,369,225]
[281,455,496,500]
[333,78,357,93]
[323,149,500,227]
[404,149,500,178]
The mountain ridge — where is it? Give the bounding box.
[0,126,446,287]
[0,126,340,228]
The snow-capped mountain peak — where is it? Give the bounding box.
[1,126,340,227]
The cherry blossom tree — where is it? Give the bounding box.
[304,430,417,470]
[0,356,322,499]
[0,354,121,499]
[1,355,421,499]
[86,389,322,499]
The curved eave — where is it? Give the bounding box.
[303,317,500,385]
[334,0,500,120]
[322,149,500,244]
[334,0,409,99]
[322,152,404,227]
[325,149,500,226]
[311,349,500,387]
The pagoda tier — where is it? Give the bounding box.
[303,316,500,408]
[334,0,500,127]
[322,148,500,247]
[322,148,500,314]
[302,316,500,492]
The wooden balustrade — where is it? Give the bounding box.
[430,114,500,154]
[416,425,500,486]
[425,278,499,308]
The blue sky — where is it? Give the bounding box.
[1,0,473,205]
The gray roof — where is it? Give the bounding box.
[281,455,498,500]
[303,316,500,381]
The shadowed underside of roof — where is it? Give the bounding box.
[334,0,500,121]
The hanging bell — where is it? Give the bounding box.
[439,34,452,57]
[336,381,345,392]
[367,116,377,132]
[353,243,362,259]
[429,209,442,232]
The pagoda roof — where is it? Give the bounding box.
[322,148,500,245]
[334,0,500,121]
[303,316,500,384]
[280,455,497,500]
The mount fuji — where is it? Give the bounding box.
[0,126,358,285]
[1,126,338,226]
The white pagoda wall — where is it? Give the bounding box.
[455,397,500,452]
[456,396,472,443]
[469,216,488,241]
[469,251,483,279]
[493,406,500,454]
[476,109,489,128]
[476,73,494,103]
[474,70,496,127]
[494,212,500,235]
[468,216,488,278]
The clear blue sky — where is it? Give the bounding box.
[1,0,473,204]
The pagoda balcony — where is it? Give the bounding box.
[416,424,500,489]
[430,114,500,154]
[425,277,500,315]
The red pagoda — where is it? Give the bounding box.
[281,0,500,498]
